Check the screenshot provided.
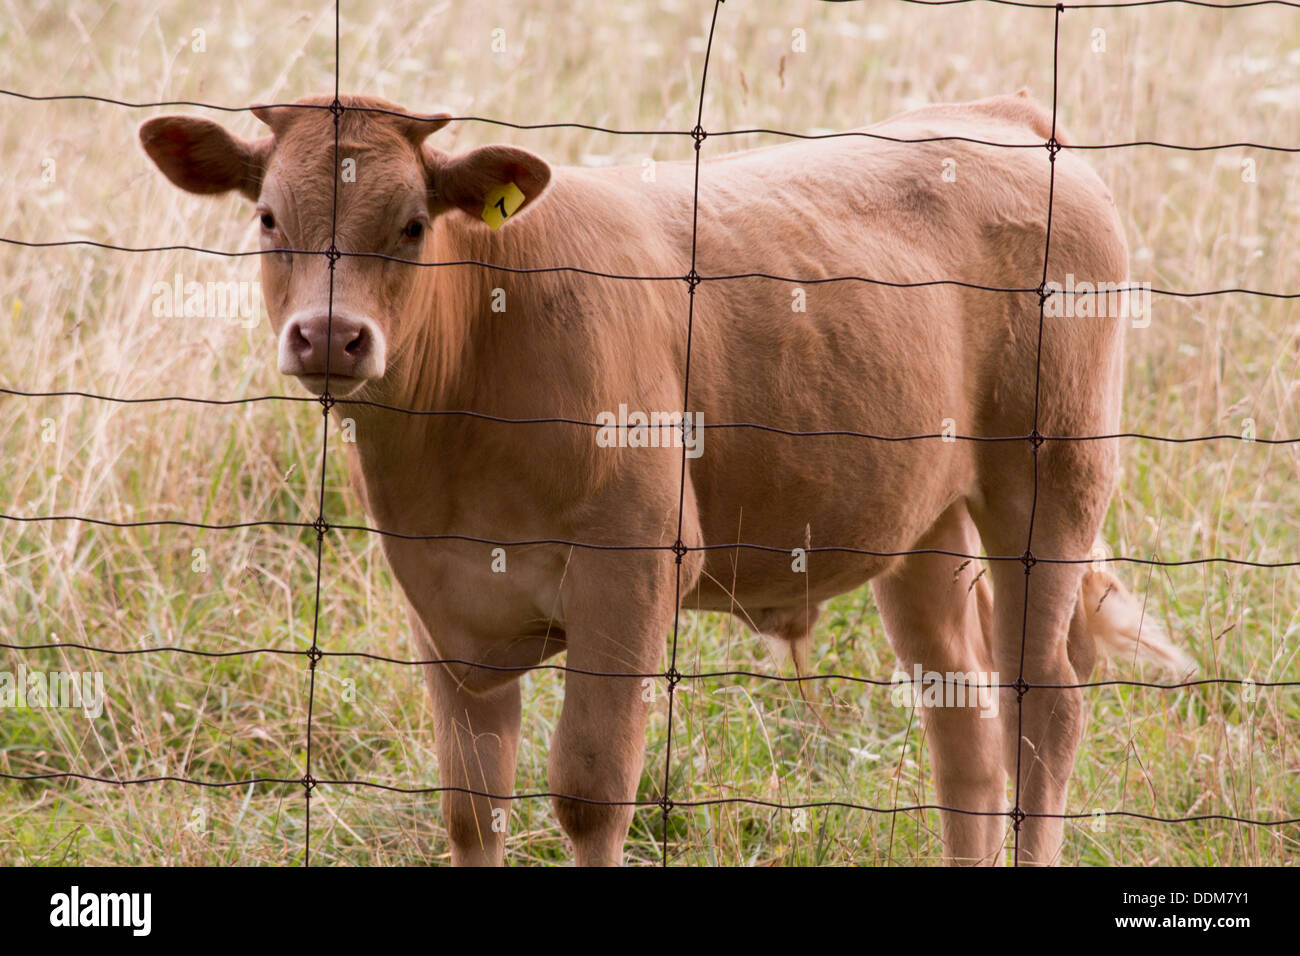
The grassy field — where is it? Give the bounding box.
[1,0,1297,865]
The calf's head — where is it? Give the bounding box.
[139,95,551,397]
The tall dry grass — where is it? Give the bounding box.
[0,0,1297,864]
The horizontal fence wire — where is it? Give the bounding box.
[1,638,1297,692]
[7,384,1300,444]
[2,511,1299,570]
[2,0,1298,864]
[2,237,1298,299]
[2,768,1291,828]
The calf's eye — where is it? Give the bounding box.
[260,212,276,231]
[402,219,425,240]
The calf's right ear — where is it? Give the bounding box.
[139,116,270,200]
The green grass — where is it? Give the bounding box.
[1,0,1298,865]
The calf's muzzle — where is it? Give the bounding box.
[278,311,385,394]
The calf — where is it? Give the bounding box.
[140,91,1190,865]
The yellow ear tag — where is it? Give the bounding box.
[482,182,526,230]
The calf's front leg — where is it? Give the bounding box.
[414,612,522,866]
[547,553,680,866]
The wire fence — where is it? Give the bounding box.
[2,0,1298,865]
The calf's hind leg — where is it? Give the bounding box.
[872,502,1007,865]
[972,441,1115,865]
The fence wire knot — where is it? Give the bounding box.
[690,124,707,151]
[307,645,324,668]
[318,392,336,413]
[1020,549,1036,571]
[670,538,689,563]
[312,516,330,538]
[301,774,318,793]
[665,667,682,689]
[1010,806,1026,830]
[1014,676,1030,700]
[325,245,342,266]
[328,98,345,118]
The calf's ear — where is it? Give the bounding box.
[139,116,270,200]
[431,145,551,226]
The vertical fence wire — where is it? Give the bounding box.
[1012,1,1063,866]
[662,0,726,868]
[299,0,348,865]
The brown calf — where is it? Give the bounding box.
[140,91,1191,865]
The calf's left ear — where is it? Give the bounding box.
[431,145,552,226]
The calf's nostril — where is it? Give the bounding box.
[344,327,368,356]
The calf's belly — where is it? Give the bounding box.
[682,431,967,612]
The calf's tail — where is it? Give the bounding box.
[1077,569,1195,678]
